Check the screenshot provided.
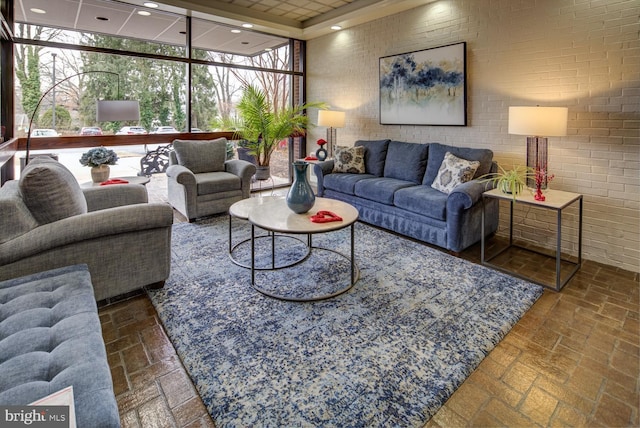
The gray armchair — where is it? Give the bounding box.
[0,158,174,302]
[166,138,256,222]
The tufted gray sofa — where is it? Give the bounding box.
[0,264,120,427]
[314,140,500,254]
[0,157,174,302]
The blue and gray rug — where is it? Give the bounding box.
[148,215,543,427]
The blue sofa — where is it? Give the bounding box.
[0,265,120,427]
[314,140,499,253]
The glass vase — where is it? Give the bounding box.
[286,161,315,214]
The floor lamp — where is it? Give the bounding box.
[508,106,568,188]
[317,110,346,158]
[25,71,140,166]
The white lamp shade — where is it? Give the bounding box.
[317,110,346,128]
[96,100,141,122]
[508,106,568,137]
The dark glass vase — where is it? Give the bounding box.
[286,161,315,214]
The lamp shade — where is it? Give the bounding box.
[317,110,346,128]
[96,100,140,122]
[508,106,567,137]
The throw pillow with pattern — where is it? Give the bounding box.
[431,151,480,194]
[333,145,366,174]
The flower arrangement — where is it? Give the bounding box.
[534,167,555,201]
[79,147,119,168]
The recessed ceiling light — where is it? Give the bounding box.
[143,2,159,7]
[331,25,342,30]
[265,48,272,51]
[231,29,241,34]
[138,10,151,16]
[30,8,46,14]
[96,16,109,21]
[242,23,253,28]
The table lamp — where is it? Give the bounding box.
[317,110,346,158]
[508,106,568,188]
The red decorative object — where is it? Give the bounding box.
[534,167,554,202]
[100,178,129,186]
[310,210,343,223]
[317,139,328,146]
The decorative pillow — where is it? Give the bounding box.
[431,152,480,194]
[333,146,365,174]
[19,158,88,225]
[173,138,227,174]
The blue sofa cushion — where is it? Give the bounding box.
[355,139,390,177]
[423,143,493,186]
[0,265,120,428]
[394,185,449,221]
[324,173,376,195]
[383,141,430,184]
[354,177,415,205]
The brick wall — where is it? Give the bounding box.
[306,0,640,273]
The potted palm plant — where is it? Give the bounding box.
[233,84,327,180]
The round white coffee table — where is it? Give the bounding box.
[228,196,310,270]
[247,197,360,302]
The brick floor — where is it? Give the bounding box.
[99,175,639,427]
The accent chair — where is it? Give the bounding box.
[166,138,256,222]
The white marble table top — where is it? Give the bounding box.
[228,195,285,220]
[248,197,359,234]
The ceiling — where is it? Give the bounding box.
[15,0,434,56]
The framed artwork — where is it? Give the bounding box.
[379,42,467,126]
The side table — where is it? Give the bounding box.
[80,176,150,188]
[481,188,583,291]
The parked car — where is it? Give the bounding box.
[80,126,103,136]
[189,128,204,132]
[150,126,178,134]
[31,129,59,137]
[116,126,148,135]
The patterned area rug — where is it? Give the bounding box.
[148,215,543,427]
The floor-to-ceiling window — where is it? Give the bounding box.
[5,0,306,186]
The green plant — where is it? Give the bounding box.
[232,85,327,166]
[481,165,533,200]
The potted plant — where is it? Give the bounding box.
[233,84,327,180]
[80,147,119,183]
[482,164,533,200]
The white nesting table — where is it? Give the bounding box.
[247,197,359,302]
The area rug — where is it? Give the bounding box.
[147,215,543,427]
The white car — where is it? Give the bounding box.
[150,126,178,134]
[31,128,59,137]
[116,126,147,135]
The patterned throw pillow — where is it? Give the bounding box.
[431,151,480,194]
[333,145,366,174]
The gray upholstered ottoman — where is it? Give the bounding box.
[0,264,120,427]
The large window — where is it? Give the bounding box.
[10,0,306,185]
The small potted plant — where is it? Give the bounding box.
[482,164,533,200]
[80,147,119,183]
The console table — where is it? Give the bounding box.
[481,188,583,291]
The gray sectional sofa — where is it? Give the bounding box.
[314,140,499,253]
[0,265,120,427]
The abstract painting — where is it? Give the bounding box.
[380,42,466,126]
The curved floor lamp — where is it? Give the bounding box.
[24,70,140,166]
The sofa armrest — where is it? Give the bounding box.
[0,203,174,265]
[166,164,196,186]
[83,184,149,212]
[313,160,335,197]
[447,179,496,210]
